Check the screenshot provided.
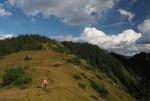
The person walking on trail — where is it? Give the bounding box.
[42,79,48,89]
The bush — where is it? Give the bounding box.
[24,55,32,61]
[20,85,27,90]
[90,95,98,100]
[14,73,31,85]
[52,46,66,53]
[1,67,32,86]
[53,63,61,67]
[89,80,109,98]
[67,57,81,65]
[95,74,103,80]
[80,73,87,79]
[78,83,86,89]
[73,74,81,80]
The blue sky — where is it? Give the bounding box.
[0,0,149,36]
[0,0,150,55]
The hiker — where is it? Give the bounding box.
[42,79,48,89]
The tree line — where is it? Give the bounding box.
[0,34,56,56]
[62,41,140,96]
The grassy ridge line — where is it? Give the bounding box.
[0,50,135,101]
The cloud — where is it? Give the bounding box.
[79,28,142,56]
[137,18,150,44]
[0,4,12,16]
[118,9,135,23]
[54,27,150,56]
[81,27,105,37]
[0,34,13,40]
[7,0,118,25]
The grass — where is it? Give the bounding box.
[0,50,136,101]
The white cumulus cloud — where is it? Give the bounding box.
[81,27,105,37]
[79,28,142,55]
[0,4,12,16]
[7,0,118,25]
[118,9,135,23]
[137,18,150,44]
[55,27,150,56]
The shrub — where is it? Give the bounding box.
[20,85,27,90]
[89,80,109,98]
[53,63,61,67]
[90,95,98,100]
[1,67,32,86]
[14,73,31,85]
[78,83,86,89]
[119,95,122,99]
[24,55,32,61]
[52,46,66,53]
[67,57,81,65]
[73,74,81,80]
[80,73,87,79]
[95,74,103,80]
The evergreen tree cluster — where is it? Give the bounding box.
[62,41,139,95]
[0,34,56,56]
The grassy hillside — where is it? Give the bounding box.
[0,35,137,101]
[0,50,135,101]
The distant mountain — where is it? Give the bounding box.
[112,52,150,77]
[130,52,150,77]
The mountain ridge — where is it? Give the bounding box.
[0,34,147,101]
